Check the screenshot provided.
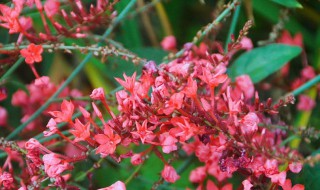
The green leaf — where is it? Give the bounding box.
[229,44,302,83]
[270,0,303,8]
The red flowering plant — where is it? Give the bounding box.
[0,0,320,189]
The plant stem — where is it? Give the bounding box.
[290,74,320,96]
[6,0,138,140]
[125,163,143,185]
[225,3,241,53]
[0,57,24,83]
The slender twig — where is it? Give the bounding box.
[6,0,138,140]
[282,75,320,99]
[0,57,24,82]
[124,163,143,184]
[224,3,241,52]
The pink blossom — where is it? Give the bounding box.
[240,112,259,135]
[240,37,253,50]
[94,125,121,157]
[268,171,286,186]
[297,95,315,111]
[49,100,74,123]
[0,106,7,126]
[282,179,305,190]
[43,118,58,137]
[0,171,14,189]
[115,73,137,94]
[44,0,60,17]
[43,153,70,178]
[235,75,254,100]
[98,181,126,190]
[90,87,106,100]
[289,162,303,173]
[131,120,154,144]
[242,179,253,190]
[161,165,180,183]
[301,66,316,80]
[131,154,143,165]
[70,119,91,142]
[189,166,206,183]
[159,132,178,153]
[20,44,43,64]
[161,36,177,51]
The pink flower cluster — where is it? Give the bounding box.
[23,42,303,189]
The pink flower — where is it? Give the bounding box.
[20,44,43,64]
[70,119,91,142]
[278,30,303,47]
[98,181,126,190]
[0,106,8,126]
[159,132,178,153]
[161,36,177,51]
[90,87,106,100]
[189,166,206,183]
[115,73,137,94]
[282,179,304,190]
[235,75,254,100]
[289,162,303,173]
[43,153,71,178]
[0,171,14,189]
[94,125,121,157]
[240,37,253,51]
[49,100,74,123]
[301,66,316,80]
[269,171,286,186]
[297,95,315,111]
[240,112,259,135]
[206,180,232,190]
[131,120,154,144]
[242,179,253,190]
[131,154,143,165]
[43,118,58,137]
[161,165,180,183]
[44,0,60,17]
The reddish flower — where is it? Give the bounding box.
[235,75,254,100]
[278,30,303,47]
[206,180,232,190]
[131,120,154,144]
[0,106,7,126]
[44,0,60,17]
[20,43,43,64]
[90,87,106,100]
[189,166,206,183]
[70,119,90,142]
[161,36,177,51]
[289,162,303,173]
[94,125,121,157]
[242,179,253,190]
[163,92,185,115]
[42,153,71,178]
[159,132,178,153]
[240,112,259,135]
[301,66,316,80]
[297,95,315,111]
[161,165,180,183]
[240,37,253,51]
[115,73,137,94]
[131,153,143,165]
[98,181,126,190]
[268,171,286,186]
[43,118,58,137]
[49,100,74,123]
[0,171,14,189]
[282,179,304,190]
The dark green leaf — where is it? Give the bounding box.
[270,0,303,8]
[229,44,301,83]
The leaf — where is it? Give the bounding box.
[229,44,301,83]
[270,0,303,8]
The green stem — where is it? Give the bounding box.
[6,0,137,140]
[224,3,241,53]
[290,75,320,96]
[0,57,24,82]
[125,163,143,184]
